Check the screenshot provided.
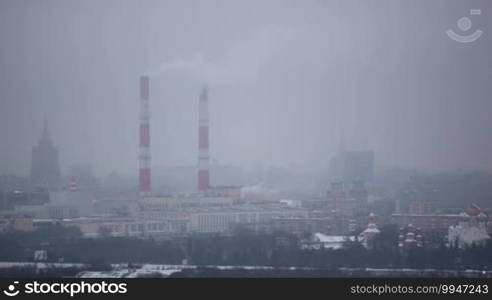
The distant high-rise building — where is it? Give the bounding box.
[30,118,61,190]
[330,149,374,182]
[326,181,369,221]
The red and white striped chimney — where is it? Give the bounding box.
[139,76,151,197]
[198,87,210,191]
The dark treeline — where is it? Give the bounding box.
[0,224,491,270]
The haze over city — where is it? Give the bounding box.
[1,0,492,282]
[1,0,491,178]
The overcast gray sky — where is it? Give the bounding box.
[0,0,491,177]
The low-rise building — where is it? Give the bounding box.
[64,217,188,238]
[187,206,308,233]
[358,213,380,249]
[447,205,490,248]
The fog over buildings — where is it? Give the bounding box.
[0,0,491,179]
[1,1,492,279]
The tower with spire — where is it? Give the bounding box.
[30,116,61,190]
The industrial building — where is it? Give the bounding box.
[3,76,385,240]
[128,77,310,235]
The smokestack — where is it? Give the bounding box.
[198,87,210,191]
[139,76,151,197]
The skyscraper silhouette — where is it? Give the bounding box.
[30,117,61,190]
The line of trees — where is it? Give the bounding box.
[0,224,491,270]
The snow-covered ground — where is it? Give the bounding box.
[1,261,491,278]
[77,264,315,278]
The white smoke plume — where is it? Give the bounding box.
[148,26,300,85]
